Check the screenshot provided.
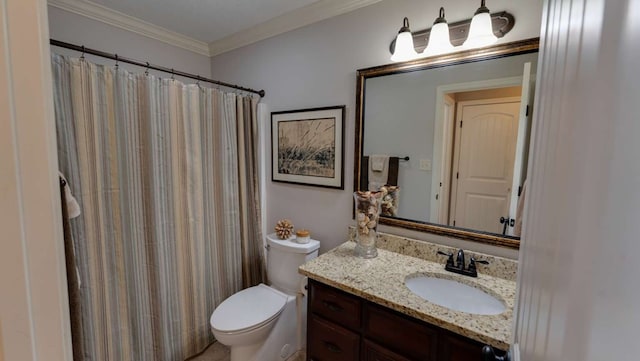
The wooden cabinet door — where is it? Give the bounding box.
[364,303,438,361]
[438,331,485,361]
[363,340,412,361]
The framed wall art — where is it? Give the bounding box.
[271,106,345,189]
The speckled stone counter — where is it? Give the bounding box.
[299,241,515,350]
[348,227,519,281]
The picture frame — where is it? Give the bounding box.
[271,105,345,189]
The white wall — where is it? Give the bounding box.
[210,0,543,256]
[48,6,211,80]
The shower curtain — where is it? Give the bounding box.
[52,53,265,361]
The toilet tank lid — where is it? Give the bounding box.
[266,233,320,254]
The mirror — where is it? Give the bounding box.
[354,38,539,249]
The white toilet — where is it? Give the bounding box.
[210,234,320,361]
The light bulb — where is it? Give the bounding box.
[423,7,454,56]
[463,0,498,49]
[391,17,419,62]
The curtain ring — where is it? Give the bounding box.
[114,54,119,69]
[145,62,150,76]
[171,68,175,81]
[80,45,85,61]
[196,76,205,92]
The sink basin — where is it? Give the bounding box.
[405,275,506,315]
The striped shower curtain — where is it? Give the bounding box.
[52,54,265,361]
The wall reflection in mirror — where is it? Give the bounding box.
[360,49,537,240]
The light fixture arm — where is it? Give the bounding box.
[434,7,447,25]
[475,0,490,15]
[399,17,411,33]
[390,16,419,62]
[388,11,514,55]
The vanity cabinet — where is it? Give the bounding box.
[307,279,497,361]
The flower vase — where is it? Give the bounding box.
[353,191,382,258]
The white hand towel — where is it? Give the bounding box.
[368,155,389,191]
[370,154,388,172]
[59,172,81,219]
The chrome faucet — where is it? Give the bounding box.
[437,249,489,278]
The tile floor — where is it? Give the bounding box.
[188,342,305,361]
[187,342,229,361]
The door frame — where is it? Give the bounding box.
[508,62,534,234]
[436,94,456,224]
[430,76,523,223]
[0,0,72,360]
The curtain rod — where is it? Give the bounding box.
[50,39,265,98]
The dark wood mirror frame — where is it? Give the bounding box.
[354,38,539,249]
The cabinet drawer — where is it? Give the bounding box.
[363,340,412,361]
[364,303,438,361]
[307,316,359,361]
[309,280,362,331]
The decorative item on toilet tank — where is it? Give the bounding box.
[274,219,295,239]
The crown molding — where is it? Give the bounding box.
[208,0,383,57]
[48,0,383,58]
[48,0,210,56]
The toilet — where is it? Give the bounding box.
[210,234,320,361]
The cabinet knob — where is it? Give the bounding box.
[323,341,342,354]
[482,345,511,361]
[322,300,343,312]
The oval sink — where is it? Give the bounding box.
[405,276,506,315]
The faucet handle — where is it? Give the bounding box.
[470,257,489,265]
[437,251,455,267]
[468,257,490,275]
[471,257,489,264]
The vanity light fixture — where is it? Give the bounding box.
[389,3,513,62]
[463,0,498,48]
[390,17,419,62]
[423,7,454,56]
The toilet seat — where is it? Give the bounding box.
[210,284,287,334]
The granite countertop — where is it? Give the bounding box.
[299,241,516,350]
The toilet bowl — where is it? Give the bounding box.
[211,284,287,346]
[210,234,320,361]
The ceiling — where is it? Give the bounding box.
[90,0,319,43]
[48,0,383,56]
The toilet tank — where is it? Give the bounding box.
[266,233,320,295]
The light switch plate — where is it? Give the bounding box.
[419,159,432,171]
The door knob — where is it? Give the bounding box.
[482,345,511,361]
[499,217,509,235]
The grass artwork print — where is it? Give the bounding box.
[278,117,336,178]
[272,106,345,189]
